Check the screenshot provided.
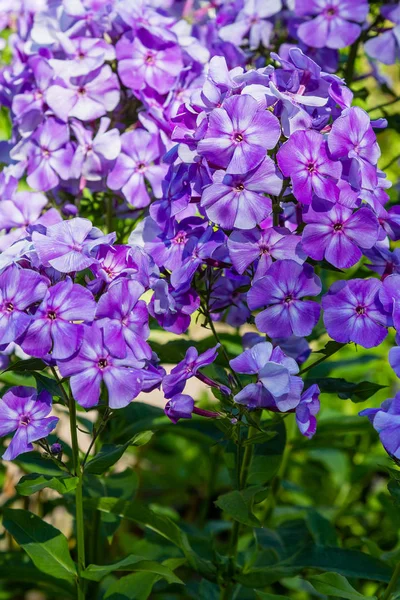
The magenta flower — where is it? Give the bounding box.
[32,217,115,273]
[57,323,143,409]
[163,345,220,399]
[116,34,183,94]
[46,65,120,122]
[96,279,152,361]
[20,278,96,360]
[277,130,342,205]
[0,265,48,346]
[322,279,389,348]
[328,107,380,190]
[228,227,302,279]
[24,118,75,192]
[302,205,379,269]
[107,129,167,208]
[0,387,58,461]
[201,157,282,230]
[296,0,369,49]
[198,94,281,174]
[247,260,322,338]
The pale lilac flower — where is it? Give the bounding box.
[71,117,121,182]
[219,0,282,50]
[0,191,48,251]
[0,387,58,461]
[360,392,400,458]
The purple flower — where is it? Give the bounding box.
[71,118,121,182]
[296,0,369,49]
[389,346,400,377]
[107,129,167,208]
[277,130,342,205]
[360,392,400,458]
[247,260,322,338]
[164,394,194,424]
[163,345,220,399]
[228,227,302,279]
[12,56,53,135]
[0,265,48,346]
[296,384,320,438]
[198,94,281,174]
[32,217,115,273]
[149,280,200,335]
[22,118,75,192]
[49,37,116,77]
[210,273,251,328]
[0,387,58,461]
[364,4,400,65]
[57,323,143,409]
[116,34,183,94]
[219,0,282,49]
[230,341,303,411]
[0,191,48,251]
[302,205,379,269]
[201,157,282,230]
[96,278,152,361]
[379,274,400,331]
[328,107,380,190]
[20,278,96,360]
[46,65,120,122]
[322,278,389,348]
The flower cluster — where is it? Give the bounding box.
[0,0,398,463]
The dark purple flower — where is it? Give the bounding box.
[107,129,167,208]
[46,65,120,122]
[210,273,251,328]
[198,94,281,174]
[163,344,220,399]
[0,386,58,461]
[296,384,320,438]
[164,394,194,424]
[302,205,379,268]
[247,260,322,338]
[277,130,342,205]
[0,265,48,346]
[360,392,400,458]
[228,227,302,279]
[57,323,143,409]
[96,278,152,361]
[322,278,389,348]
[149,280,200,335]
[32,217,115,273]
[296,0,368,49]
[201,157,282,230]
[230,341,303,411]
[328,107,380,190]
[20,278,96,360]
[116,34,183,94]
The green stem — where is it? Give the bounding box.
[382,562,400,600]
[344,38,360,86]
[299,343,345,375]
[369,97,400,114]
[68,395,86,600]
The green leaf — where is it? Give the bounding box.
[3,509,77,584]
[15,451,64,476]
[242,431,277,446]
[308,572,377,599]
[247,419,286,485]
[82,554,183,583]
[306,510,338,547]
[84,497,216,581]
[215,488,263,526]
[16,473,78,496]
[103,571,162,600]
[33,372,63,398]
[85,432,153,475]
[3,358,47,373]
[256,594,292,600]
[306,377,386,403]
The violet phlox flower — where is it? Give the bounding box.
[230,341,303,411]
[57,322,143,409]
[277,129,342,205]
[164,393,220,424]
[219,0,282,50]
[0,386,58,461]
[247,260,322,338]
[198,93,281,175]
[20,277,96,360]
[96,278,152,362]
[322,278,389,348]
[162,344,223,399]
[201,156,282,230]
[107,128,168,208]
[71,117,121,182]
[360,392,400,459]
[32,217,116,273]
[379,274,400,331]
[0,264,48,346]
[296,384,320,438]
[148,279,200,335]
[0,191,48,251]
[301,204,379,269]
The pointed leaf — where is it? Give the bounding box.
[82,554,183,583]
[308,572,377,599]
[16,474,78,496]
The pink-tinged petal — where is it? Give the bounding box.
[103,367,142,409]
[325,233,362,269]
[70,368,102,408]
[3,427,32,460]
